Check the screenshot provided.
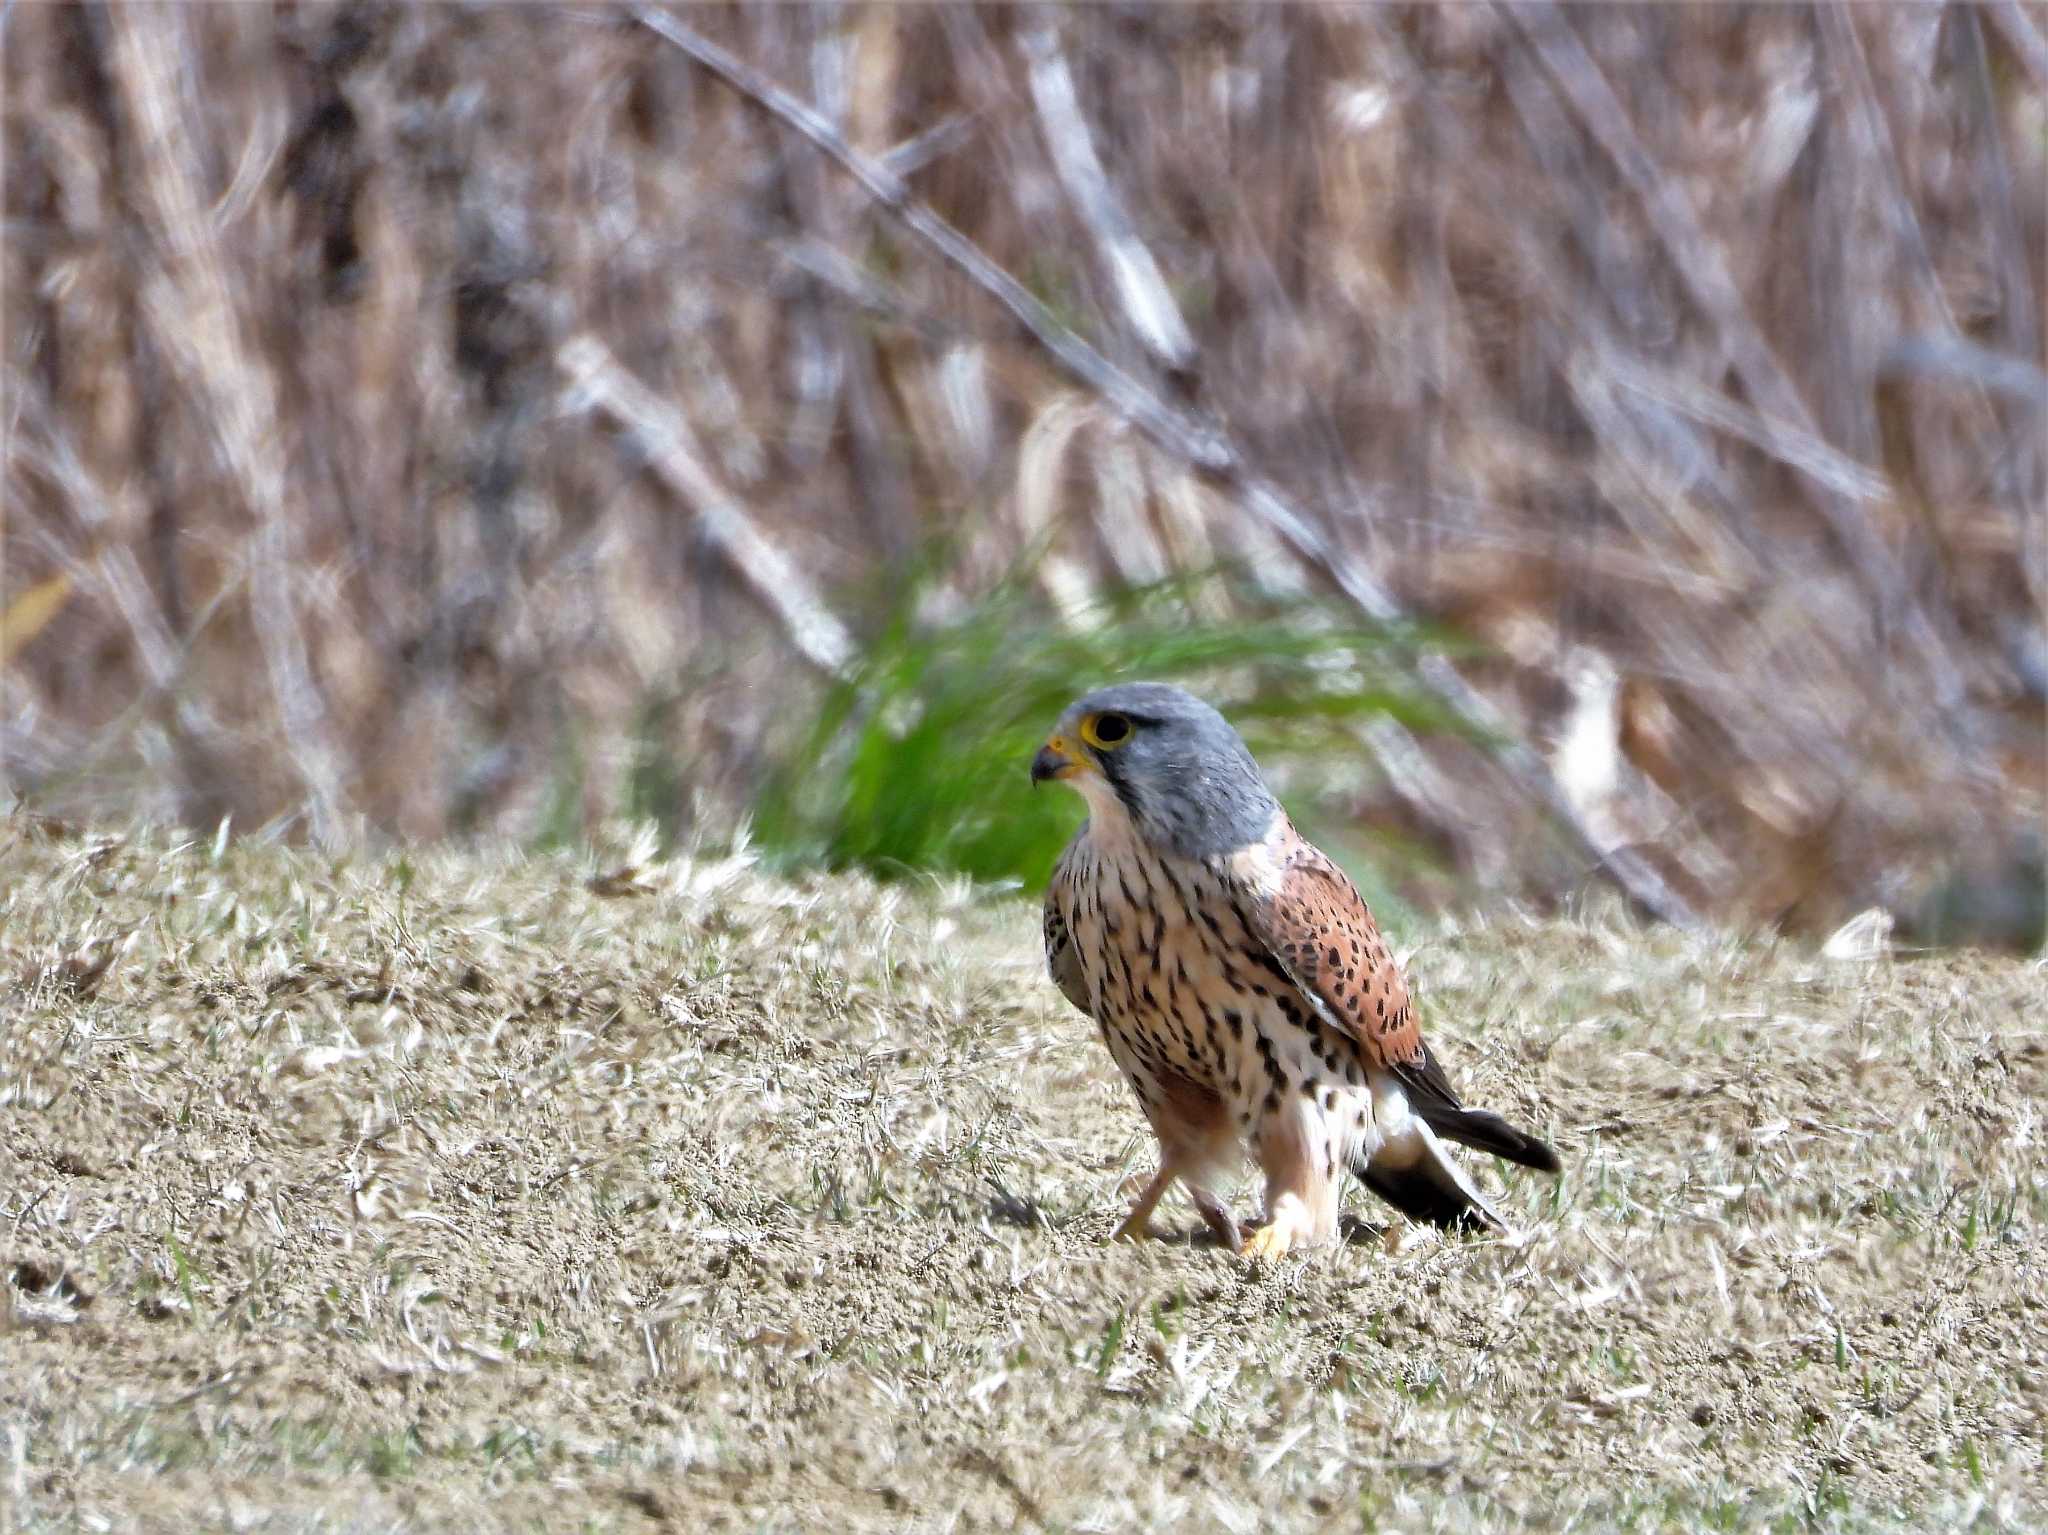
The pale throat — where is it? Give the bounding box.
[1068,774,1143,852]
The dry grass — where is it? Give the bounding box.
[5,5,2044,932]
[2,818,2042,1532]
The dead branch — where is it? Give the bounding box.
[1816,6,1972,351]
[108,6,347,844]
[1951,3,2048,619]
[1986,0,2048,94]
[636,7,1706,930]
[633,6,1234,475]
[1880,337,2048,410]
[1020,22,1197,374]
[1502,0,1993,764]
[1603,358,1892,507]
[1502,1,1906,600]
[879,113,977,182]
[557,335,856,679]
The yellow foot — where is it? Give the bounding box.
[1110,1212,1154,1243]
[1239,1222,1296,1262]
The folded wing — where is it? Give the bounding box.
[1234,828,1560,1178]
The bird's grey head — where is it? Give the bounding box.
[1030,682,1278,859]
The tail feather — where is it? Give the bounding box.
[1358,1122,1518,1236]
[1417,1104,1561,1174]
[1358,1161,1498,1234]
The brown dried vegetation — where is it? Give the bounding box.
[1,822,2043,1531]
[3,5,2044,934]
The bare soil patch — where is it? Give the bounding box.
[2,823,2042,1531]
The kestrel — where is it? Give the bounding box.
[1034,682,1559,1259]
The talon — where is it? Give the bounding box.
[1110,1213,1154,1243]
[1240,1223,1294,1262]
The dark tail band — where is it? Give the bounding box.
[1358,1162,1500,1233]
[1422,1106,1561,1174]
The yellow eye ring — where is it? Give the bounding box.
[1080,712,1133,749]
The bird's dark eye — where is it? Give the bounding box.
[1083,712,1133,748]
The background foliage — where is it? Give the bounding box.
[748,567,1470,907]
[4,4,2043,938]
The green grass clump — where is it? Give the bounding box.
[748,569,1474,897]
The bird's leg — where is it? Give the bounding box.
[1242,1111,1323,1261]
[1241,1195,1314,1261]
[1111,1163,1176,1242]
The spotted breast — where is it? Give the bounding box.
[1035,681,1560,1259]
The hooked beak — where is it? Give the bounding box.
[1030,735,1085,786]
